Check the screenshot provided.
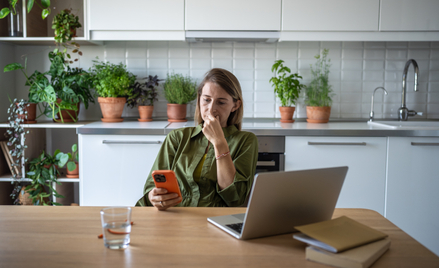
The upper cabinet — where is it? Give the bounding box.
[282,0,379,31]
[380,0,439,31]
[88,0,185,40]
[185,0,281,31]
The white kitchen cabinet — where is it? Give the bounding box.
[79,134,165,206]
[285,136,387,215]
[185,0,281,31]
[380,0,439,31]
[386,137,439,256]
[282,0,379,31]
[88,0,185,40]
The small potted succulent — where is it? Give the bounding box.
[90,59,136,122]
[270,60,306,123]
[163,73,197,122]
[65,143,79,178]
[127,75,161,122]
[305,49,334,123]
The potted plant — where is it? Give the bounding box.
[51,8,83,63]
[90,59,136,122]
[65,143,79,178]
[23,149,68,206]
[270,60,306,123]
[163,73,197,122]
[127,75,161,122]
[305,49,334,123]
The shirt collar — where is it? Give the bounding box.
[191,123,239,139]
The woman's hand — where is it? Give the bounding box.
[148,188,182,211]
[202,114,225,146]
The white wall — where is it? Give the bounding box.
[10,41,439,120]
[0,42,16,122]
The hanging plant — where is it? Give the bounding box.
[5,98,30,204]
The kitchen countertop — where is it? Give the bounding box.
[76,118,439,137]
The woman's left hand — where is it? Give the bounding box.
[202,114,225,146]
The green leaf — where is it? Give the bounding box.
[67,161,76,172]
[41,0,50,9]
[27,0,34,13]
[4,63,23,72]
[0,8,10,19]
[42,9,49,19]
[72,144,77,153]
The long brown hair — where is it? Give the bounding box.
[194,68,244,130]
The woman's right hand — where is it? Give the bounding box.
[148,188,182,211]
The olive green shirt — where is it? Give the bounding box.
[135,124,258,207]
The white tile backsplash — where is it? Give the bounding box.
[8,41,439,119]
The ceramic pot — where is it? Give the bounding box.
[279,106,295,123]
[98,97,126,122]
[17,102,37,124]
[167,103,188,122]
[138,105,154,122]
[306,106,331,123]
[66,162,79,178]
[54,98,80,123]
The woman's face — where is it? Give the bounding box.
[200,82,241,128]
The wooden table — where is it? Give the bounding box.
[0,206,438,268]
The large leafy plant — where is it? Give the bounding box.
[25,150,68,206]
[306,49,334,107]
[163,73,197,104]
[0,0,50,20]
[90,60,136,98]
[127,75,161,108]
[270,60,305,107]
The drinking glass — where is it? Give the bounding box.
[100,207,132,249]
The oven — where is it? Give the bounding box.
[256,136,285,173]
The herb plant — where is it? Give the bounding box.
[127,75,161,108]
[0,0,51,20]
[25,150,68,206]
[90,60,136,98]
[163,73,197,104]
[306,49,334,107]
[270,60,305,107]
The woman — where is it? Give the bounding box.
[136,68,258,210]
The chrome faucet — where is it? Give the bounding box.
[398,59,420,121]
[369,87,388,122]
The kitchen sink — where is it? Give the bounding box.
[368,120,439,129]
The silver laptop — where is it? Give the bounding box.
[207,166,348,240]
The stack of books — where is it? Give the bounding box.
[293,216,390,268]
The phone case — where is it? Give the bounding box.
[152,170,182,198]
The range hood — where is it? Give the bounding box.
[185,31,280,43]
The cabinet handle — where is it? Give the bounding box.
[256,161,276,166]
[102,140,162,145]
[308,142,367,146]
[411,142,439,146]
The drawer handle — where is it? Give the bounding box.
[102,140,162,145]
[256,161,276,166]
[411,142,439,146]
[308,142,367,146]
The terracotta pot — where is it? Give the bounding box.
[167,103,188,122]
[17,102,37,124]
[138,105,154,122]
[306,106,331,123]
[66,162,79,178]
[17,186,50,205]
[279,106,295,123]
[54,98,80,123]
[98,97,126,123]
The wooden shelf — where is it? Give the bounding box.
[0,120,95,129]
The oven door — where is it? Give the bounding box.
[256,152,284,173]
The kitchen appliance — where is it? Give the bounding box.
[256,136,284,173]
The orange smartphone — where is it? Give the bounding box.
[152,170,182,201]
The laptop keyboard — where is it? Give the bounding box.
[226,223,243,233]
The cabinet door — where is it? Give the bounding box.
[387,137,439,256]
[282,0,379,31]
[185,0,281,31]
[89,0,184,30]
[79,134,165,206]
[380,0,439,31]
[285,136,387,215]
